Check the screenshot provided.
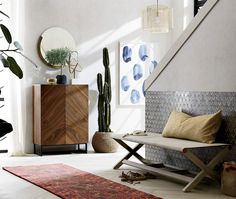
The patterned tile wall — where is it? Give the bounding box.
[145,91,236,171]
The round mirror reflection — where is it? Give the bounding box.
[38,27,76,69]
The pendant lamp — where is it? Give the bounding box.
[142,0,171,33]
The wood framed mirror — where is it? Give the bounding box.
[37,27,76,69]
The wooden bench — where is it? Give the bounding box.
[112,133,231,192]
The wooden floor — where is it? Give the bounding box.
[0,150,234,199]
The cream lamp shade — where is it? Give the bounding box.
[142,3,171,33]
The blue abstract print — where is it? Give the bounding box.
[139,45,148,61]
[130,89,140,104]
[133,64,143,80]
[121,76,130,91]
[122,46,132,63]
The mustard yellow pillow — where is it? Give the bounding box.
[162,111,222,144]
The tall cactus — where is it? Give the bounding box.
[97,48,112,132]
[97,73,104,132]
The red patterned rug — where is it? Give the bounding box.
[3,164,162,199]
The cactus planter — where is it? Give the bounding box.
[92,48,118,153]
[92,131,118,153]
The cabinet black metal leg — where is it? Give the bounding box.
[34,144,43,156]
[77,144,87,153]
[34,144,88,155]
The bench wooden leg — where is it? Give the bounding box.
[113,139,144,169]
[182,146,231,192]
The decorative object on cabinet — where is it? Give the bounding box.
[45,47,70,84]
[46,78,57,85]
[67,51,83,81]
[56,74,67,84]
[33,84,88,155]
[142,0,172,33]
[92,48,118,153]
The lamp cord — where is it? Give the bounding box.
[157,0,159,16]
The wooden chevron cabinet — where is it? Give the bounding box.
[33,84,88,155]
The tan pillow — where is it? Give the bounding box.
[162,111,222,144]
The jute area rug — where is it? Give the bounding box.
[3,164,162,199]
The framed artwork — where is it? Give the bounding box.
[119,42,158,106]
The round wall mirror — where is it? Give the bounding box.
[38,27,76,69]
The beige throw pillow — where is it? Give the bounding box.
[162,111,222,144]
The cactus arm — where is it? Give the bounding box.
[103,48,109,68]
[107,82,111,103]
[98,93,104,132]
[105,66,111,86]
[103,82,109,103]
[104,82,111,132]
[104,103,111,132]
[97,73,104,132]
[97,73,103,93]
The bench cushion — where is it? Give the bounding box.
[162,111,222,144]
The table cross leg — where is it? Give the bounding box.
[182,146,231,192]
[113,139,144,169]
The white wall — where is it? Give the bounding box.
[18,0,193,152]
[149,0,236,92]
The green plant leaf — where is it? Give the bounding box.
[0,24,12,44]
[7,56,23,79]
[13,41,23,51]
[45,48,70,66]
[0,10,9,18]
[0,55,9,67]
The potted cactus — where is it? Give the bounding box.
[92,48,118,153]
